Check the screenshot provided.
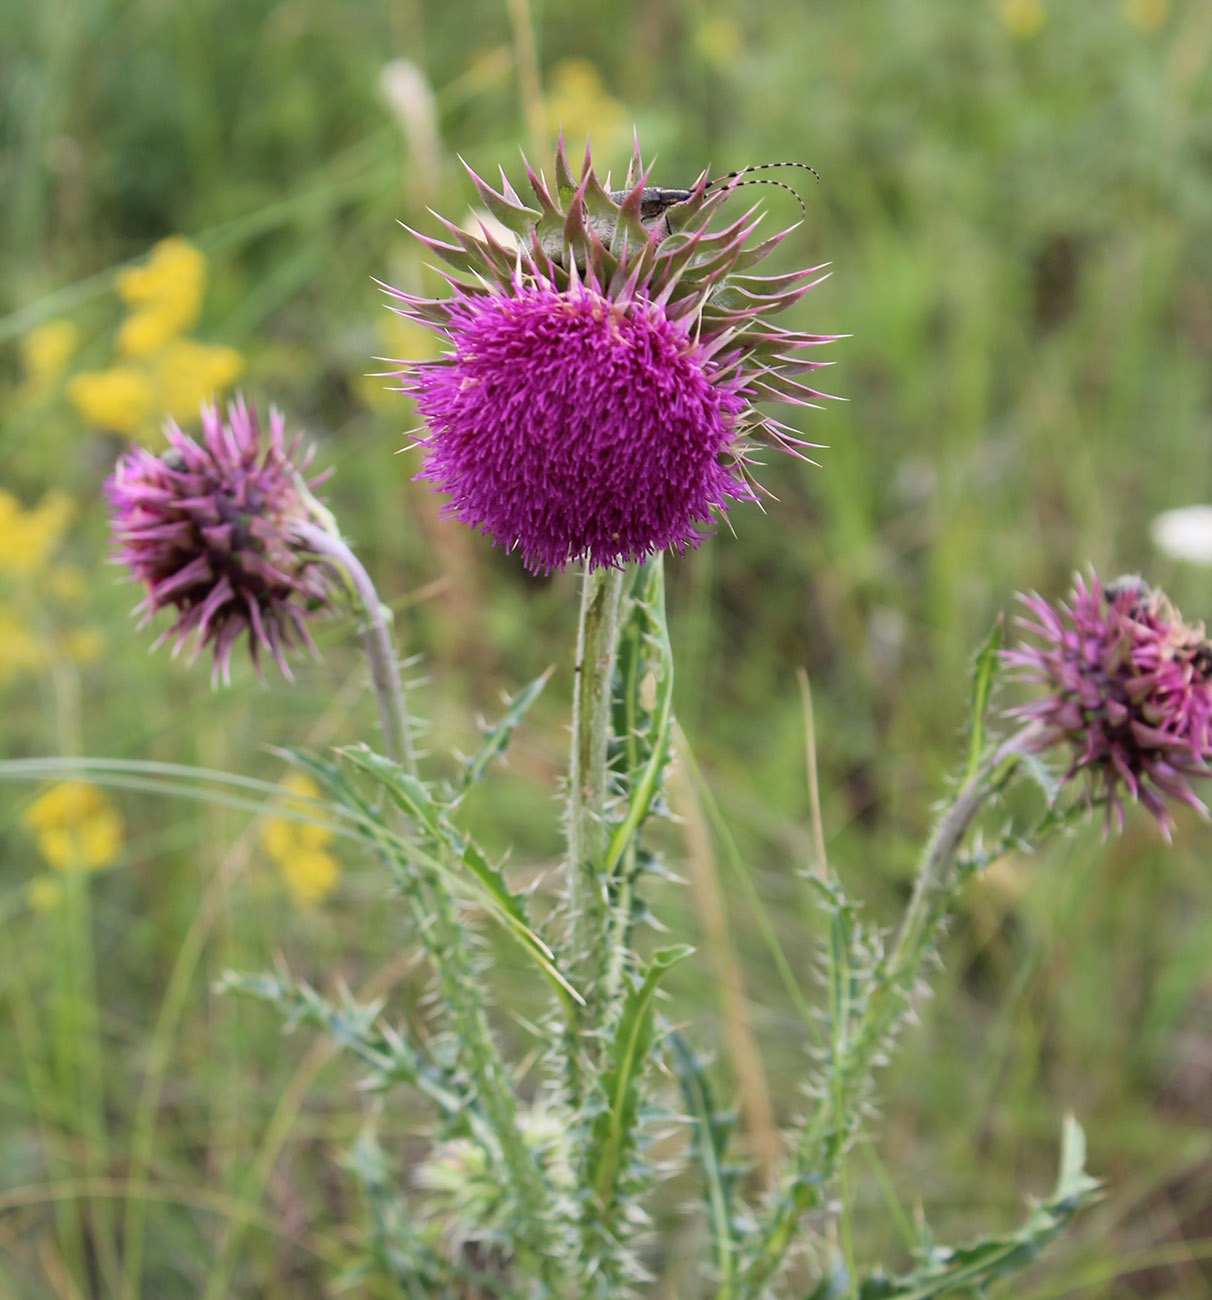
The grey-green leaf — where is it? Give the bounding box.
[589,944,695,1210]
[964,614,1005,785]
[812,1117,1100,1300]
[337,744,585,1008]
[456,667,553,795]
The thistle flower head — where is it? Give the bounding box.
[415,1104,573,1265]
[106,399,335,683]
[385,136,838,573]
[1004,569,1212,836]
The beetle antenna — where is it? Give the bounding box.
[705,161,820,220]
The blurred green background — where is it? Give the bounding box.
[3,0,1212,1295]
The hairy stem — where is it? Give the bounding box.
[294,520,416,776]
[298,520,555,1273]
[565,563,628,1006]
[602,558,673,1011]
[881,730,1030,1011]
[734,732,1034,1300]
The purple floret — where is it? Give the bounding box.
[1004,569,1212,836]
[106,399,335,683]
[408,279,750,572]
[384,136,839,573]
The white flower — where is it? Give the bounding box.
[1151,506,1212,565]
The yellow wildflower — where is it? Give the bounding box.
[20,319,80,396]
[999,0,1046,37]
[68,366,156,433]
[0,606,42,684]
[115,237,205,328]
[150,338,244,423]
[63,625,105,664]
[261,773,341,907]
[57,237,240,440]
[279,849,341,908]
[1122,0,1168,29]
[0,490,74,578]
[28,876,64,912]
[23,781,123,872]
[117,305,190,358]
[544,59,625,150]
[0,502,106,687]
[693,16,743,67]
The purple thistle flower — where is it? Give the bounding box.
[106,399,335,683]
[384,136,839,573]
[1004,569,1212,837]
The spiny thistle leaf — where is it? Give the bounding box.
[964,614,1005,785]
[269,745,366,815]
[337,743,585,1008]
[217,966,474,1122]
[589,944,694,1212]
[806,1117,1100,1300]
[669,1032,741,1289]
[454,666,554,796]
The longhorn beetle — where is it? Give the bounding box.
[607,160,820,240]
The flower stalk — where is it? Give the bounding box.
[735,732,1034,1300]
[293,520,415,776]
[295,524,554,1240]
[861,731,1032,1057]
[565,563,628,1017]
[601,557,675,1010]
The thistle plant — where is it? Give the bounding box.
[82,139,1212,1298]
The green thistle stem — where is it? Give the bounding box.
[734,731,1034,1300]
[551,563,628,1277]
[566,562,628,1008]
[294,521,415,775]
[297,521,554,1271]
[878,731,1031,1024]
[602,558,673,1009]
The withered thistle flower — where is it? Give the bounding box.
[106,399,335,682]
[385,137,838,573]
[1004,569,1212,836]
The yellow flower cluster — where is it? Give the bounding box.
[23,781,123,873]
[19,320,80,401]
[63,237,243,440]
[115,236,207,355]
[360,311,437,411]
[998,0,1046,37]
[1122,0,1168,29]
[0,489,73,578]
[0,489,103,685]
[543,59,627,155]
[260,773,342,907]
